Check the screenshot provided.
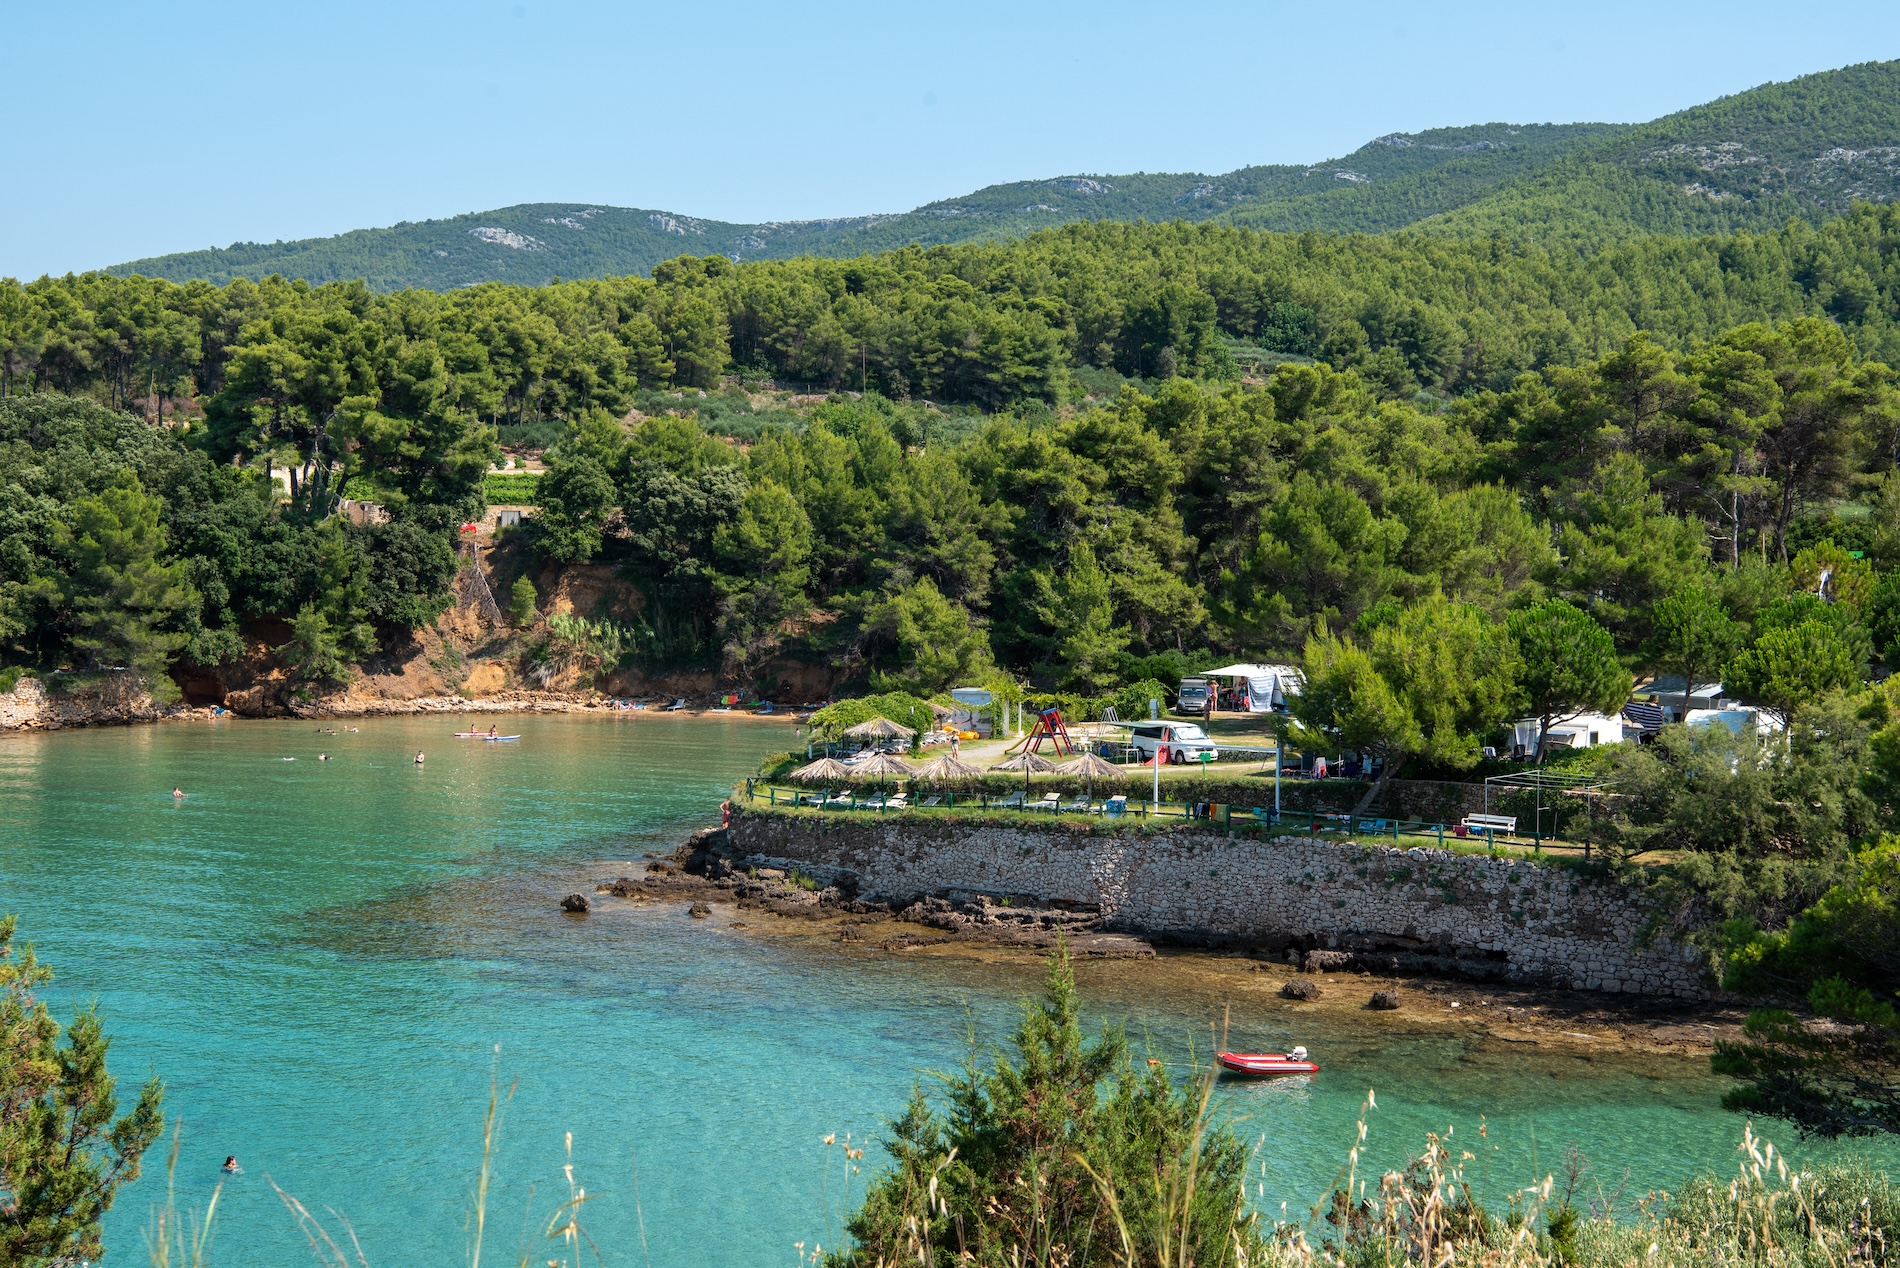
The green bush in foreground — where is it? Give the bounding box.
[818,945,1900,1268]
[1,915,165,1266]
[827,946,1264,1267]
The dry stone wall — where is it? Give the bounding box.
[729,810,1711,999]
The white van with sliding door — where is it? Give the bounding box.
[1128,722,1219,765]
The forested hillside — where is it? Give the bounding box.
[1427,59,1900,247]
[5,206,1900,702]
[93,59,1900,291]
[99,123,1618,291]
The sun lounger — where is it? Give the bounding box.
[859,794,887,811]
[883,794,908,810]
[1031,792,1061,813]
[918,795,942,807]
[995,791,1026,810]
[1060,796,1091,814]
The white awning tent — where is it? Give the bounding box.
[1686,707,1783,736]
[1508,712,1625,752]
[1200,663,1303,713]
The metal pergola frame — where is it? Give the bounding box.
[1484,771,1612,847]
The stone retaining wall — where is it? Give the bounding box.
[728,810,1710,999]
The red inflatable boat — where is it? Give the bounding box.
[1216,1051,1318,1077]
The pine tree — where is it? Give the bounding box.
[1,915,165,1265]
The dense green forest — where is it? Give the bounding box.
[97,60,1900,290]
[6,207,1900,709]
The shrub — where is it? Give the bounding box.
[827,947,1265,1266]
[808,692,939,740]
[546,612,627,673]
[508,576,538,627]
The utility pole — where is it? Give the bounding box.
[1274,736,1281,823]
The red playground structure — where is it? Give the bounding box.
[1011,705,1077,757]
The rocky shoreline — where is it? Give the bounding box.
[0,676,796,733]
[571,828,1747,1058]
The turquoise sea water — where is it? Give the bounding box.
[0,715,1892,1266]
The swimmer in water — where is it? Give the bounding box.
[414,751,425,765]
[222,1155,241,1173]
[172,787,185,798]
[318,753,329,761]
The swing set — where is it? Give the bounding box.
[1006,705,1078,757]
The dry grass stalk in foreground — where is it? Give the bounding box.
[143,1125,219,1268]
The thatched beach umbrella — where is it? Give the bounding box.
[990,752,1057,773]
[850,751,913,779]
[916,753,983,783]
[843,717,916,741]
[849,750,915,795]
[992,749,1056,796]
[790,756,851,782]
[1055,751,1124,799]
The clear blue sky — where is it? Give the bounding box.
[6,0,1900,279]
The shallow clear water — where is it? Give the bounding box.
[0,715,1891,1266]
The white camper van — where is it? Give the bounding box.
[1129,721,1219,765]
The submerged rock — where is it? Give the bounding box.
[1368,990,1402,1010]
[688,901,712,918]
[560,893,590,914]
[1281,977,1322,1001]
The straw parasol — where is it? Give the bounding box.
[1055,750,1124,799]
[850,751,914,779]
[915,753,984,783]
[843,717,916,740]
[990,752,1057,773]
[789,756,851,782]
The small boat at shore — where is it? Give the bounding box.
[452,732,521,740]
[1216,1050,1317,1077]
[482,734,520,742]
